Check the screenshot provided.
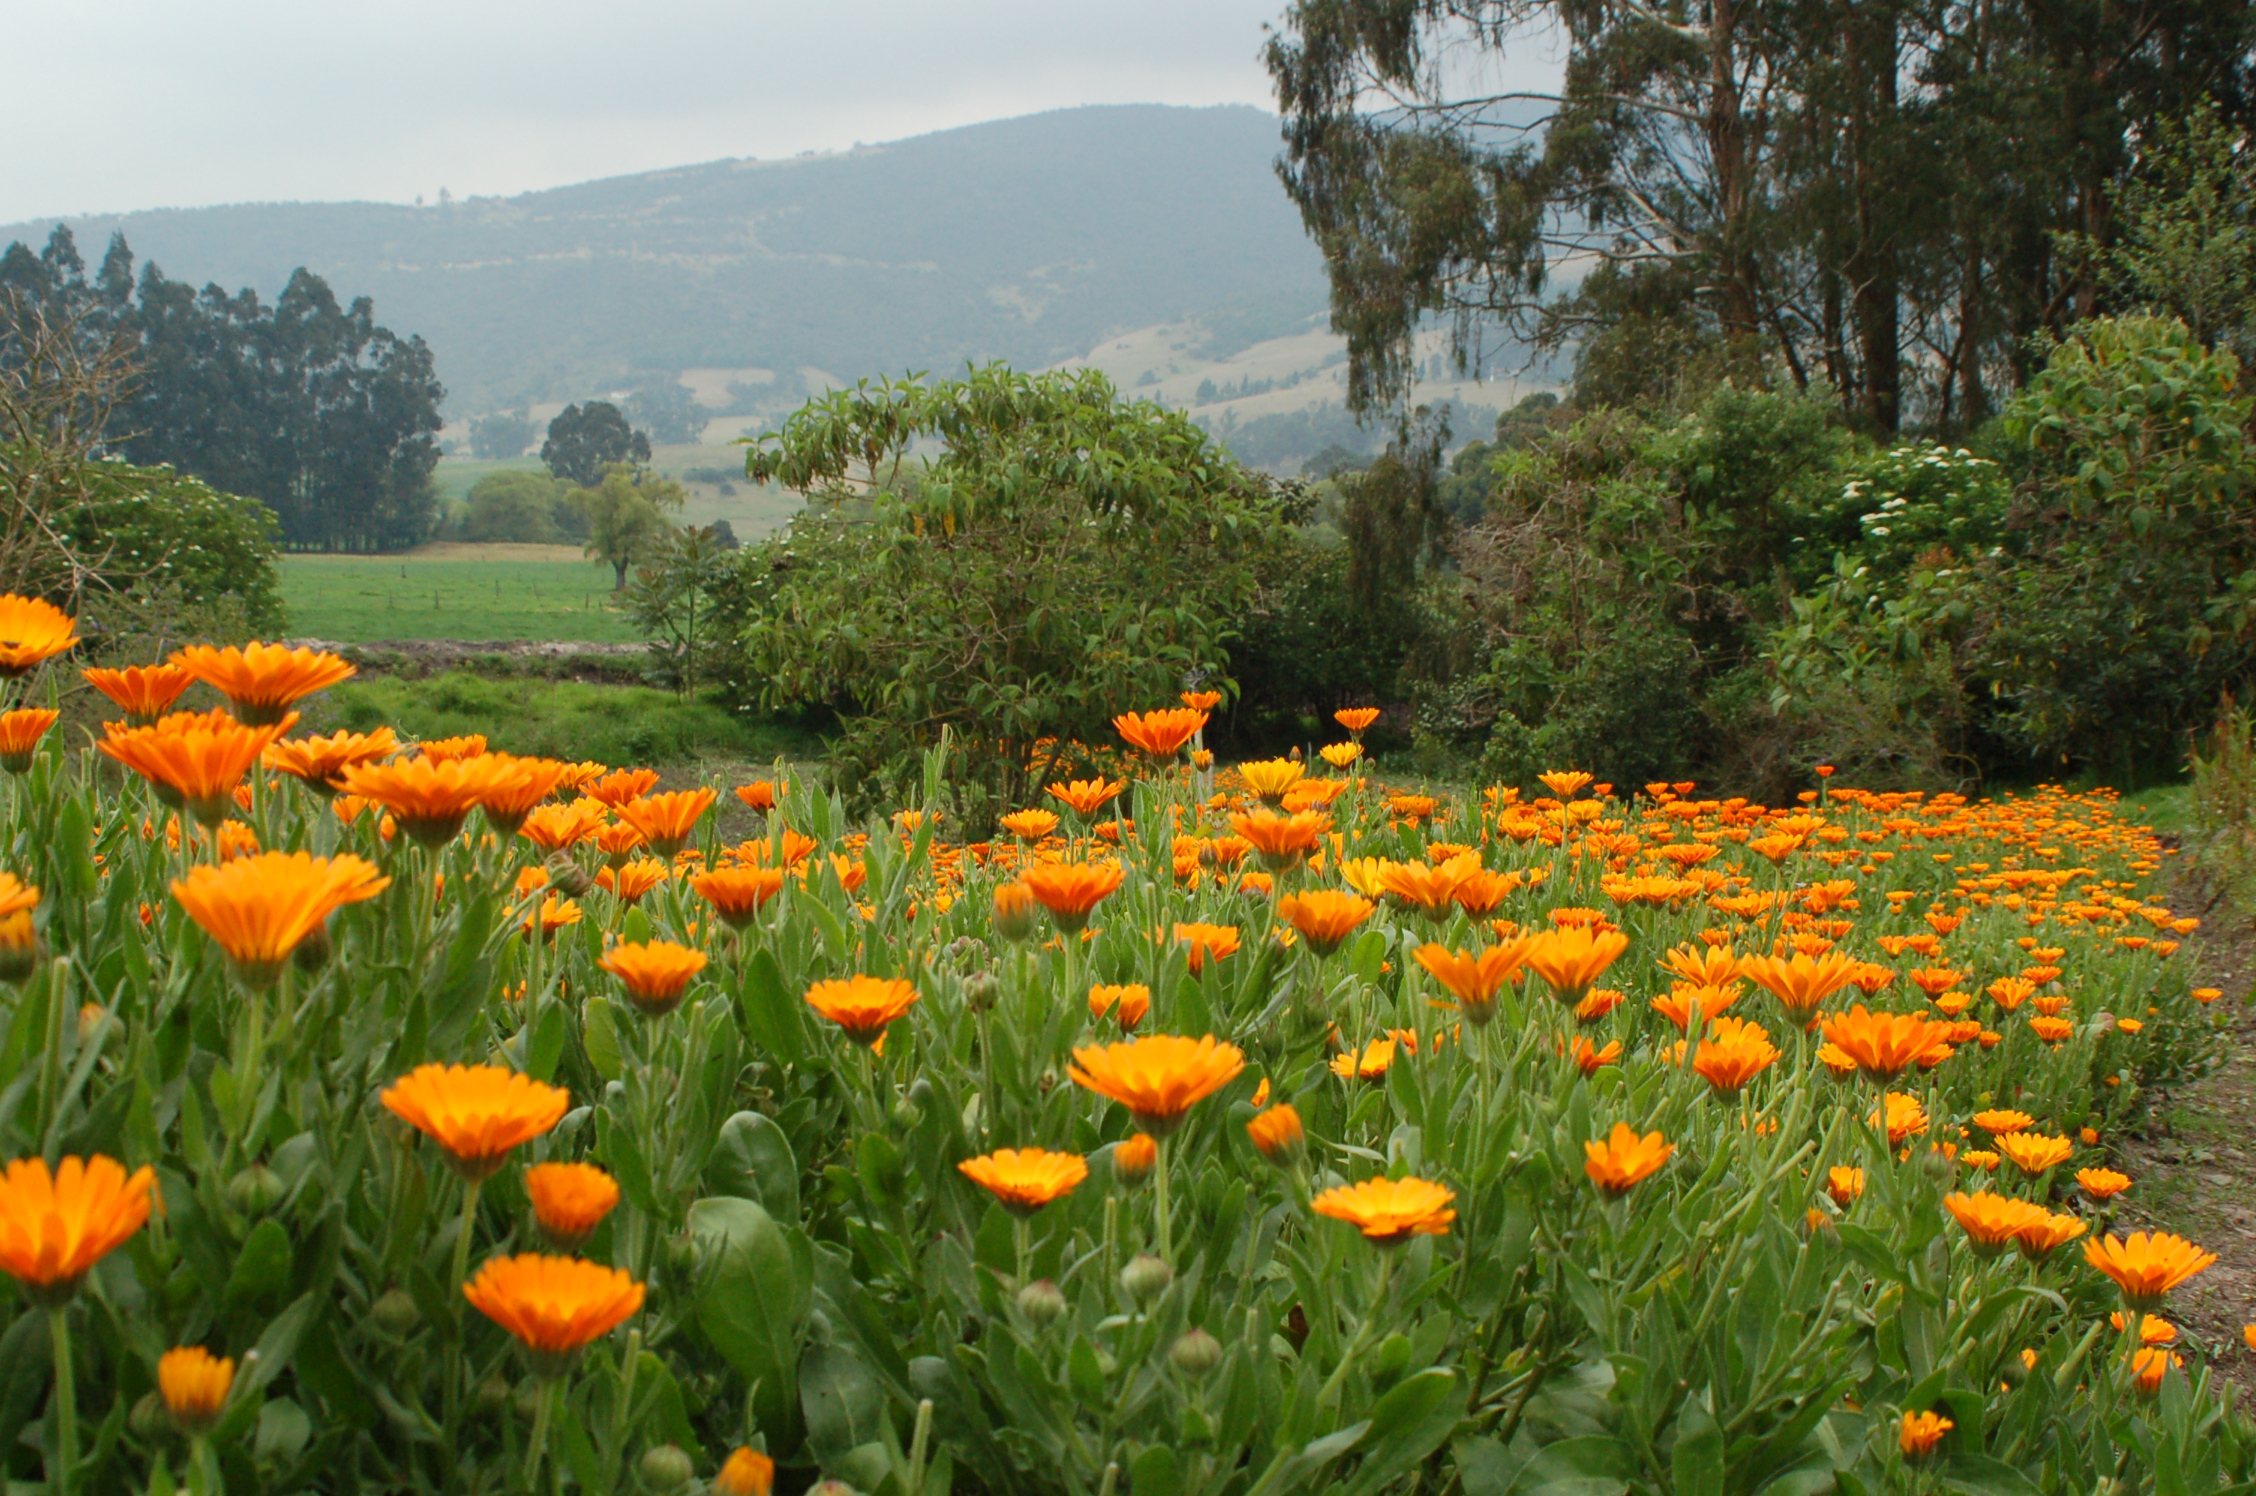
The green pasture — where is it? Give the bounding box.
[281,551,635,642]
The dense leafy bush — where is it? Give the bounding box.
[454,472,584,545]
[68,460,285,636]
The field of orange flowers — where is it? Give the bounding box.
[0,595,2248,1496]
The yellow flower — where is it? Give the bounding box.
[525,1162,621,1250]
[1069,1034,1245,1136]
[1318,742,1362,768]
[1277,891,1374,956]
[1898,1410,1952,1460]
[0,593,79,677]
[1175,922,1241,973]
[1111,1134,1158,1185]
[1246,1104,1305,1166]
[1236,758,1305,803]
[158,1346,235,1432]
[463,1254,645,1371]
[999,808,1061,842]
[957,1148,1089,1214]
[1825,1167,1865,1206]
[0,1155,156,1303]
[1583,1123,1672,1196]
[1994,1131,2074,1175]
[1046,778,1126,817]
[1523,925,1630,1003]
[380,1064,570,1181]
[2076,1167,2131,1200]
[1089,983,1151,1029]
[1311,1176,1455,1243]
[715,1448,776,1496]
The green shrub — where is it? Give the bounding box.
[69,460,285,636]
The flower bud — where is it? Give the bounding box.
[514,1383,546,1421]
[227,1161,286,1217]
[962,972,1001,1013]
[640,1444,697,1492]
[77,1003,113,1048]
[1111,1135,1157,1188]
[807,1483,861,1496]
[890,1094,924,1128]
[545,852,597,899]
[476,1374,512,1412]
[371,1285,421,1336]
[1119,1253,1172,1303]
[130,1390,167,1442]
[292,918,334,975]
[1170,1328,1223,1376]
[1016,1279,1067,1326]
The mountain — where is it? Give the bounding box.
[1,105,1332,416]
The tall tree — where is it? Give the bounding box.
[1267,0,2256,431]
[542,402,650,486]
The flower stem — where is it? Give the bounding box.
[525,1377,557,1490]
[1317,1249,1396,1410]
[48,1306,75,1496]
[1154,1136,1174,1264]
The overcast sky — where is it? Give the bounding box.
[4,0,1360,224]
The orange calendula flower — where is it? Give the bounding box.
[1658,943,1742,987]
[1872,1091,1929,1144]
[1231,808,1330,869]
[1111,1133,1158,1185]
[380,1064,570,1181]
[1945,1192,2044,1256]
[598,940,708,1016]
[1826,1167,1865,1206]
[99,713,294,824]
[2077,1167,2131,1200]
[1414,939,1532,1024]
[957,1148,1089,1214]
[1687,1018,1780,1096]
[1523,924,1630,1004]
[170,850,390,988]
[1536,769,1592,797]
[1113,708,1206,758]
[999,808,1061,842]
[524,1162,620,1250]
[1898,1410,1952,1460]
[1972,1109,2034,1135]
[1313,1175,1455,1243]
[715,1448,777,1496]
[171,641,352,725]
[2111,1311,2178,1345]
[1019,861,1125,933]
[1334,707,1380,734]
[1176,922,1240,973]
[2084,1232,2218,1311]
[1046,778,1125,817]
[520,800,609,852]
[1584,1123,1672,1195]
[1246,1104,1305,1166]
[472,755,572,834]
[692,866,787,927]
[1069,1034,1245,1136]
[1994,1131,2074,1175]
[1318,742,1362,768]
[1569,1037,1623,1074]
[1277,890,1374,957]
[1331,1038,1396,1080]
[463,1254,645,1370]
[614,788,716,859]
[586,767,661,807]
[0,594,78,677]
[264,727,400,794]
[339,755,523,847]
[1987,977,2035,1011]
[521,895,582,941]
[804,975,918,1046]
[158,1346,235,1431]
[0,708,57,773]
[1089,983,1151,1029]
[82,663,194,724]
[416,735,488,763]
[1738,951,1862,1022]
[2015,1209,2087,1259]
[602,858,669,905]
[1651,983,1741,1032]
[734,780,780,812]
[1180,689,1224,711]
[1819,1006,1949,1082]
[2029,1015,2074,1042]
[2130,1346,2183,1395]
[0,1154,156,1303]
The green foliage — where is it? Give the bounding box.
[455,471,580,544]
[544,403,652,488]
[2187,695,2256,904]
[1802,443,2012,583]
[729,365,1302,816]
[1227,540,1414,749]
[467,408,536,461]
[310,671,813,765]
[625,525,737,696]
[576,465,684,590]
[280,554,633,643]
[68,460,285,634]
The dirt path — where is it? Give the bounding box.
[2118,866,2256,1399]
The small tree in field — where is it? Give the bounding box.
[729,364,1305,818]
[575,463,683,590]
[627,524,734,697]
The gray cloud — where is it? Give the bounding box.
[5,0,1306,222]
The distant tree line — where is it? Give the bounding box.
[0,225,444,551]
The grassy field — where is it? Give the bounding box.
[281,545,636,642]
[299,671,822,770]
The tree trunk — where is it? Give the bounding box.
[613,558,628,591]
[1845,1,1902,433]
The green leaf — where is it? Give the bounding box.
[707,1110,801,1220]
[224,1217,295,1313]
[1939,1452,2046,1496]
[800,1341,887,1461]
[1131,1444,1181,1496]
[1347,1368,1461,1496]
[1669,1397,1724,1496]
[688,1196,811,1446]
[740,949,805,1067]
